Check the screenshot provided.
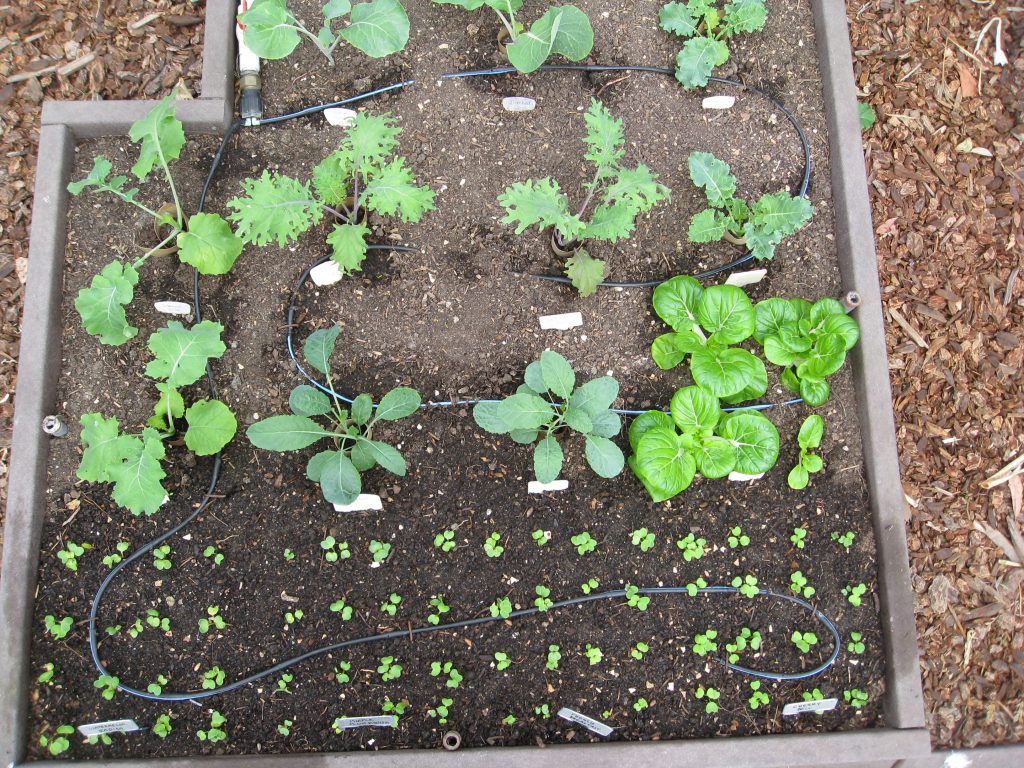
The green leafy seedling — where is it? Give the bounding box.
[377,656,402,681]
[546,644,561,670]
[240,0,410,64]
[660,0,767,88]
[334,660,352,684]
[428,697,454,724]
[625,583,651,611]
[534,585,554,611]
[201,667,225,691]
[732,573,759,598]
[847,631,865,654]
[490,596,513,619]
[320,535,351,562]
[631,641,650,661]
[844,688,868,708]
[728,525,750,548]
[498,99,671,295]
[494,651,512,671]
[56,540,89,571]
[427,595,450,625]
[858,102,877,131]
[380,593,402,617]
[583,643,603,665]
[748,680,770,710]
[695,685,721,714]
[228,111,433,277]
[197,605,227,634]
[628,386,779,502]
[633,697,650,712]
[844,583,868,607]
[153,714,173,738]
[197,710,227,743]
[37,663,55,685]
[277,719,293,736]
[247,324,420,507]
[791,630,818,653]
[277,673,294,694]
[68,97,243,346]
[284,609,304,625]
[692,630,718,657]
[631,527,656,552]
[474,350,625,481]
[725,626,761,663]
[676,532,706,561]
[483,531,505,558]
[434,529,456,552]
[369,539,392,563]
[832,530,855,552]
[203,545,224,566]
[102,540,131,568]
[93,674,119,700]
[790,570,815,599]
[686,576,708,597]
[754,297,860,406]
[581,577,599,594]
[39,725,75,756]
[44,615,73,641]
[434,1,593,74]
[789,415,825,489]
[430,660,463,689]
[152,544,172,570]
[531,528,551,546]
[790,526,809,549]
[571,531,597,555]
[330,598,354,620]
[147,674,169,696]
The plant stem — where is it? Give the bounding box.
[293,17,335,64]
[154,138,183,229]
[350,158,362,224]
[493,9,517,41]
[575,165,605,222]
[321,203,350,222]
[132,229,180,269]
[99,186,164,221]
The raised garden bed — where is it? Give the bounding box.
[1,0,936,765]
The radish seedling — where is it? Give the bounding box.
[790,526,809,549]
[583,643,603,665]
[498,99,671,295]
[494,651,512,670]
[660,0,767,88]
[483,531,505,558]
[380,593,402,617]
[694,685,720,714]
[247,325,421,507]
[197,710,227,742]
[732,573,759,597]
[625,583,651,611]
[93,674,119,700]
[153,714,173,738]
[790,570,815,599]
[428,596,450,625]
[676,533,707,561]
[534,585,554,611]
[330,599,354,620]
[832,530,855,552]
[748,680,769,710]
[240,0,410,63]
[631,527,656,552]
[791,630,818,653]
[56,541,89,572]
[844,688,868,708]
[102,541,130,568]
[847,632,865,654]
[692,629,718,656]
[843,583,868,606]
[38,725,74,756]
[571,531,597,555]
[725,627,761,663]
[430,661,463,689]
[474,350,624,482]
[490,596,513,618]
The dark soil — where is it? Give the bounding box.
[28,0,887,759]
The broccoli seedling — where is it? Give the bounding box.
[694,685,721,714]
[630,527,656,552]
[571,531,598,555]
[545,644,562,671]
[583,643,603,665]
[692,630,718,657]
[197,710,227,743]
[498,99,671,295]
[660,0,768,88]
[434,528,457,552]
[791,630,818,653]
[790,570,816,599]
[676,533,707,561]
[430,661,463,689]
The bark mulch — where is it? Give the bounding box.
[0,0,1020,752]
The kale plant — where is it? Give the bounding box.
[659,0,767,88]
[650,275,767,402]
[686,151,812,261]
[240,0,409,63]
[78,321,237,516]
[788,414,824,489]
[472,350,624,483]
[498,99,671,295]
[433,1,593,73]
[245,324,421,506]
[627,385,779,502]
[753,297,860,406]
[68,96,243,345]
[228,111,434,277]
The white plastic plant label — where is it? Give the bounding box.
[782,698,838,716]
[724,269,767,288]
[154,300,192,315]
[310,260,343,287]
[557,707,613,737]
[528,479,569,494]
[333,494,383,512]
[324,107,358,127]
[77,719,141,737]
[333,715,397,730]
[502,96,536,112]
[728,471,764,482]
[538,312,583,330]
[703,95,736,110]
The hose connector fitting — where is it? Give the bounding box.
[441,731,462,751]
[842,291,861,313]
[42,415,69,438]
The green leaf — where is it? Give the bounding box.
[347,112,402,168]
[184,400,238,456]
[763,334,801,367]
[240,0,302,59]
[350,439,377,472]
[563,406,593,433]
[567,376,619,416]
[565,249,607,297]
[75,261,139,345]
[327,221,370,275]
[799,377,830,407]
[651,332,687,370]
[350,393,373,426]
[534,434,563,484]
[803,453,824,473]
[339,0,410,58]
[355,438,407,476]
[670,386,721,433]
[696,284,755,344]
[498,177,578,237]
[506,5,594,74]
[743,222,783,260]
[473,401,509,434]
[719,355,768,404]
[145,320,226,388]
[582,98,625,175]
[523,360,546,394]
[797,334,847,380]
[307,450,336,482]
[311,150,353,206]
[177,214,243,276]
[585,435,624,478]
[374,387,421,421]
[289,385,333,417]
[148,383,185,430]
[633,426,696,502]
[589,410,621,438]
[602,164,669,212]
[627,409,673,451]
[652,275,703,331]
[537,350,575,399]
[718,411,779,474]
[68,155,114,195]
[109,428,167,515]
[809,297,845,327]
[361,157,435,222]
[510,428,539,444]
[319,452,361,505]
[675,36,730,89]
[798,414,824,450]
[696,436,737,478]
[323,0,352,20]
[128,95,185,181]
[858,102,876,131]
[754,298,798,343]
[304,325,340,376]
[823,313,860,351]
[722,0,767,36]
[246,415,335,451]
[227,171,321,247]
[690,347,762,399]
[688,208,727,243]
[582,202,637,243]
[788,463,809,490]
[751,192,813,235]
[659,2,700,38]
[496,393,555,432]
[688,151,736,208]
[780,366,801,395]
[78,414,136,483]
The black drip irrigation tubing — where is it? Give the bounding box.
[87,70,826,702]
